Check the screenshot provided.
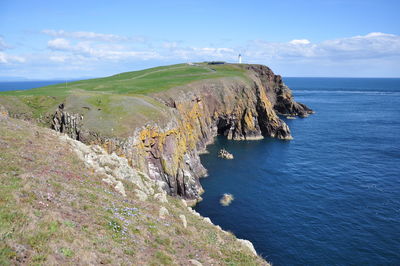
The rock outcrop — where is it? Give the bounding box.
[220,193,234,206]
[0,104,9,118]
[59,133,164,201]
[52,104,83,140]
[237,238,258,256]
[219,149,234,160]
[246,64,314,117]
[44,64,313,203]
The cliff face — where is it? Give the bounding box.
[48,64,312,203]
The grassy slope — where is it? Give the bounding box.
[0,63,249,136]
[0,115,267,265]
[0,63,248,96]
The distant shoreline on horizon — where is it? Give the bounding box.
[1,77,400,92]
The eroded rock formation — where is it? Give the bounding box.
[52,104,83,140]
[218,149,233,159]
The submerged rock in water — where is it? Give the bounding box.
[220,193,234,206]
[219,149,234,159]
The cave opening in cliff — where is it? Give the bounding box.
[216,118,231,136]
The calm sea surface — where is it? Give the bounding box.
[0,80,66,92]
[1,78,399,265]
[195,78,400,265]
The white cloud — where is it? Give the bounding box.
[363,32,394,38]
[46,38,160,61]
[3,31,400,78]
[160,45,236,61]
[41,32,400,75]
[247,40,317,58]
[0,37,25,65]
[247,32,400,60]
[162,42,178,49]
[318,32,400,58]
[0,52,26,64]
[192,47,234,57]
[289,39,311,45]
[193,47,234,53]
[42,29,128,42]
[48,38,72,50]
[49,55,68,62]
[0,37,9,50]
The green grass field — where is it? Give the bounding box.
[0,63,250,137]
[0,63,248,96]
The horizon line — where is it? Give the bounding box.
[1,76,399,82]
[284,76,400,79]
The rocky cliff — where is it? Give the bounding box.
[46,64,312,204]
[0,112,268,265]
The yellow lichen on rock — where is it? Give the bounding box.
[243,109,256,131]
[133,101,208,183]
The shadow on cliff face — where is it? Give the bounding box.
[217,117,234,136]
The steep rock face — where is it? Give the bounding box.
[246,65,314,117]
[50,64,313,203]
[52,103,83,140]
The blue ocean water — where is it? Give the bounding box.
[0,80,66,92]
[195,78,400,265]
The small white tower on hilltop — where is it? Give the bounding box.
[238,54,242,64]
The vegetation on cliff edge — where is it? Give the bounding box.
[0,63,250,136]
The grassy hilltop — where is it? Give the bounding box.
[1,63,247,96]
[0,63,250,137]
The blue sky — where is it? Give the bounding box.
[1,0,399,79]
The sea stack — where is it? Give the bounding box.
[219,148,234,159]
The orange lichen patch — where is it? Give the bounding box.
[257,86,280,125]
[134,101,208,177]
[242,109,256,131]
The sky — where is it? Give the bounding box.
[0,0,400,79]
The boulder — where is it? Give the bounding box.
[179,214,187,228]
[159,207,169,219]
[218,149,233,159]
[220,193,234,206]
[237,238,257,256]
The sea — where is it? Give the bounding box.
[0,80,67,92]
[1,78,399,265]
[195,78,400,265]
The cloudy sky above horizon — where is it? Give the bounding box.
[1,0,400,79]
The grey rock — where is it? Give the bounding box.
[237,238,257,256]
[159,206,169,219]
[179,214,187,228]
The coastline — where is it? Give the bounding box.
[0,63,313,264]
